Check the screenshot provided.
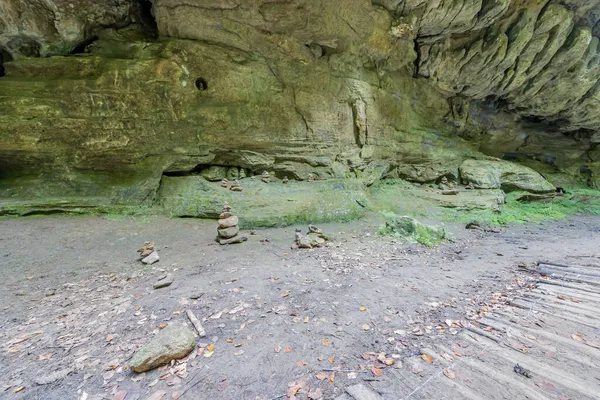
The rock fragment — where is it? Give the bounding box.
[130,324,196,373]
[153,273,174,289]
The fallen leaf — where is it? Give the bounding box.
[105,335,115,342]
[557,295,566,300]
[226,338,234,343]
[172,392,179,400]
[328,372,335,383]
[296,361,307,367]
[328,356,335,364]
[283,346,293,353]
[441,353,453,362]
[371,367,383,377]
[274,345,281,353]
[359,307,367,312]
[38,353,53,361]
[149,391,166,400]
[362,324,370,331]
[322,338,330,346]
[316,372,328,380]
[443,369,456,379]
[287,384,302,398]
[571,334,584,342]
[280,292,290,298]
[13,387,24,393]
[113,390,127,400]
[159,324,167,329]
[421,354,433,364]
[207,344,215,352]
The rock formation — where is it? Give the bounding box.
[0,0,599,216]
[294,225,329,249]
[230,179,242,192]
[261,171,271,184]
[138,241,159,265]
[217,203,247,245]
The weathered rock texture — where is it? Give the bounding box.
[130,324,195,373]
[0,0,599,214]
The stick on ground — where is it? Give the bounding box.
[186,310,207,338]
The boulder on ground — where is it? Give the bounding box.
[459,159,555,194]
[380,215,446,246]
[130,324,196,373]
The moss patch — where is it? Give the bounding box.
[433,188,600,226]
[379,211,447,246]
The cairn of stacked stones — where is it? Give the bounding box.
[282,176,289,184]
[439,176,458,195]
[261,171,271,183]
[293,225,328,249]
[230,179,243,192]
[307,173,314,182]
[221,178,229,188]
[217,202,248,245]
[138,241,160,264]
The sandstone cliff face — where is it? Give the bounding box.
[0,0,598,213]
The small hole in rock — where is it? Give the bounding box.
[195,77,208,91]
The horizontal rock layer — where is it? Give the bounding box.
[0,0,598,214]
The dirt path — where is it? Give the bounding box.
[0,214,599,400]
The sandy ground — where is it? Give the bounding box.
[0,214,599,400]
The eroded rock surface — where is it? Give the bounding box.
[130,324,195,373]
[0,0,598,215]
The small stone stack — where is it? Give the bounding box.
[307,173,314,182]
[230,179,243,192]
[282,176,289,184]
[221,178,229,188]
[217,202,248,245]
[438,176,458,195]
[261,171,271,183]
[138,241,159,264]
[293,225,328,249]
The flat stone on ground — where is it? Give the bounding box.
[130,324,196,373]
[142,251,160,265]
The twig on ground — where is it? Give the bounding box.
[186,310,206,337]
[320,368,368,373]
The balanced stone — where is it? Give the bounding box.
[261,171,270,183]
[221,178,229,188]
[307,173,314,182]
[218,226,240,239]
[216,202,247,245]
[230,179,243,192]
[219,215,238,228]
[282,176,289,184]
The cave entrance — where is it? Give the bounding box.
[139,0,159,38]
[0,48,13,77]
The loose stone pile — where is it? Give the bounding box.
[261,171,271,183]
[137,241,159,264]
[217,202,248,245]
[438,176,458,195]
[230,179,243,192]
[294,225,328,249]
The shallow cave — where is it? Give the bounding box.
[0,48,12,77]
[70,36,99,54]
[137,0,159,38]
